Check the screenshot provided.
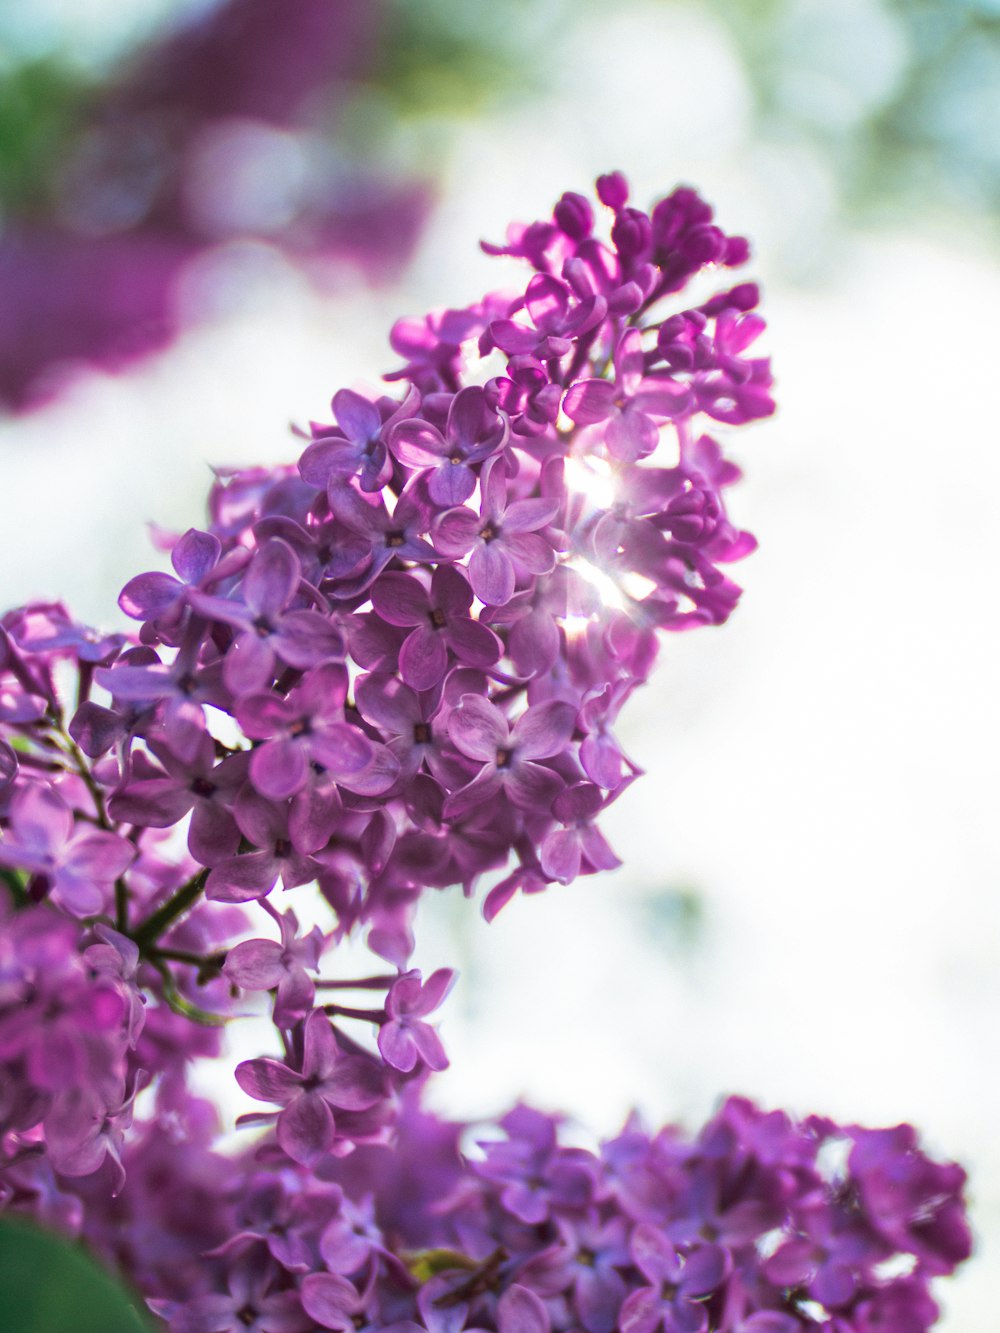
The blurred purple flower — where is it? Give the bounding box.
[0,0,428,412]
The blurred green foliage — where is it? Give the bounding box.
[0,1217,154,1332]
[372,0,541,117]
[637,885,705,954]
[2,0,1000,228]
[708,0,1000,220]
[352,0,573,172]
[0,58,93,215]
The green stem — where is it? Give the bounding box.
[131,870,208,950]
[51,729,112,830]
[152,947,225,968]
[147,957,228,1027]
[151,946,227,984]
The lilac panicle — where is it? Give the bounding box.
[29,173,770,967]
[0,175,971,1333]
[68,1086,970,1333]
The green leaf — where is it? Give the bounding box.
[0,1218,155,1332]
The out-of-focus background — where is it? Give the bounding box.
[1,1,997,1328]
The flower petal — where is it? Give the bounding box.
[277,1091,334,1167]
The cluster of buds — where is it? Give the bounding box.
[0,177,970,1332]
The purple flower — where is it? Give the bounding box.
[108,730,247,865]
[353,674,461,787]
[433,459,560,606]
[390,386,508,506]
[371,565,502,690]
[118,527,226,628]
[3,602,124,666]
[92,638,228,759]
[151,1248,311,1333]
[44,1081,136,1196]
[191,538,345,695]
[318,1192,388,1276]
[223,904,324,1024]
[487,272,607,360]
[326,483,436,598]
[205,786,337,902]
[519,1214,630,1333]
[473,1103,598,1225]
[563,330,689,463]
[301,388,420,495]
[616,1227,730,1333]
[235,1009,386,1166]
[848,1124,972,1276]
[236,664,397,800]
[377,968,455,1073]
[445,695,576,818]
[0,785,133,917]
[300,1272,364,1331]
[497,1285,551,1333]
[540,783,619,885]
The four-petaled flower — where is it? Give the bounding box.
[0,785,133,917]
[378,968,455,1073]
[235,1009,385,1166]
[434,458,559,606]
[620,1226,730,1333]
[445,695,576,818]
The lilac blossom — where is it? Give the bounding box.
[326,483,437,597]
[378,968,455,1073]
[371,566,502,691]
[108,729,247,865]
[433,459,560,607]
[235,1009,386,1166]
[191,537,345,695]
[0,784,133,917]
[236,665,397,800]
[390,386,509,506]
[446,695,576,819]
[300,389,417,496]
[205,787,336,902]
[223,904,324,1024]
[563,330,690,463]
[0,175,771,940]
[540,783,621,885]
[151,1247,312,1333]
[619,1226,730,1333]
[118,527,228,629]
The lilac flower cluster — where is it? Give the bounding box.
[0,177,971,1330]
[83,172,770,958]
[0,901,143,1209]
[76,1089,971,1333]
